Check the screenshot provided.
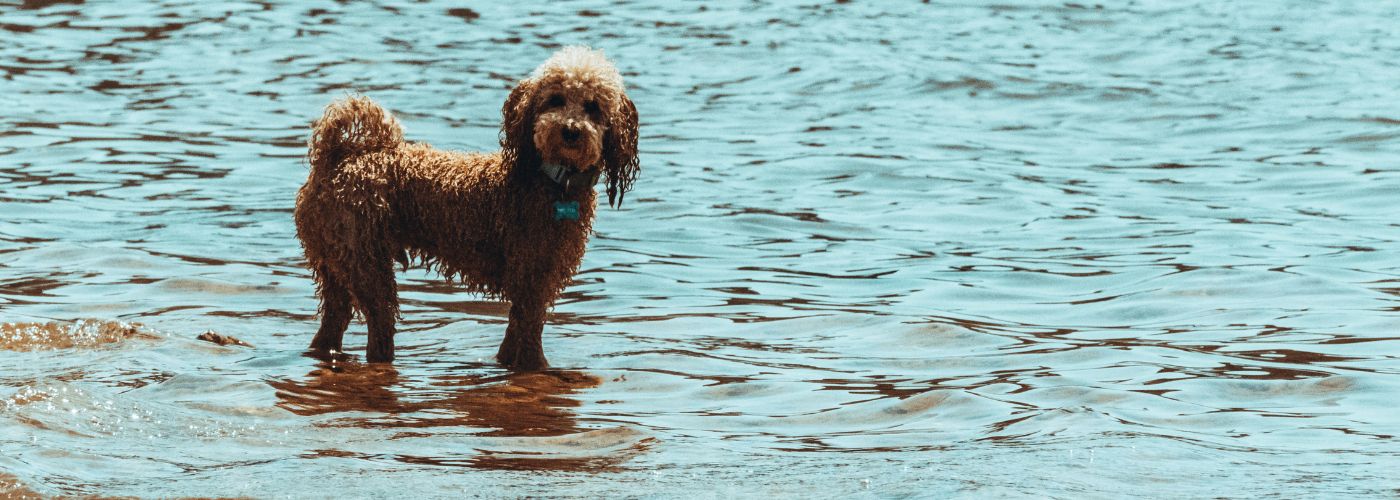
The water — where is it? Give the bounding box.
[2,0,1398,497]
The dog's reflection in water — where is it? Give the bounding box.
[269,360,601,437]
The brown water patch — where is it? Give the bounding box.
[0,319,152,351]
[195,331,253,348]
[445,8,480,22]
[0,472,42,499]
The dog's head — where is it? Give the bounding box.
[501,46,639,206]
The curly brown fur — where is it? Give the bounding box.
[294,47,638,370]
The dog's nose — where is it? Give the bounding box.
[561,126,581,143]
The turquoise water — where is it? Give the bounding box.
[1,1,1398,497]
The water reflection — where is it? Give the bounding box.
[267,362,648,471]
[270,362,600,437]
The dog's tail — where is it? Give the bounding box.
[307,95,404,175]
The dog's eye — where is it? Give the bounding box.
[545,94,565,108]
[583,100,601,118]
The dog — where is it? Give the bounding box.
[293,46,638,370]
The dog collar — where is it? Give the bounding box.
[539,162,573,186]
[539,162,601,191]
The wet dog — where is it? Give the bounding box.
[293,47,638,370]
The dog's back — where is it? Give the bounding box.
[295,98,514,289]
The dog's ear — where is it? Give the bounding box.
[602,94,639,207]
[500,79,538,170]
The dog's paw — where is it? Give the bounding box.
[496,349,549,371]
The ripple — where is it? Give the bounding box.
[1,0,1398,497]
[0,320,153,351]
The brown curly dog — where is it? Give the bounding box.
[294,46,638,370]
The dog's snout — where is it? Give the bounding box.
[561,126,581,143]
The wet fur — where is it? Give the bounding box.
[294,47,638,369]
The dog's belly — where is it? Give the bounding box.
[403,238,506,289]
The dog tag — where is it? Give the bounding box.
[553,200,580,221]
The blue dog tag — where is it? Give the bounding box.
[553,200,580,221]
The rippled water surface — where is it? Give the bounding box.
[2,0,1399,497]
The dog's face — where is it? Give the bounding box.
[530,79,608,171]
[502,47,639,206]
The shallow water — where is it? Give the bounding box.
[2,0,1399,497]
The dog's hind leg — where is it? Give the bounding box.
[309,269,352,353]
[346,258,399,363]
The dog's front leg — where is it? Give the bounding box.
[496,297,548,370]
[363,303,396,363]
